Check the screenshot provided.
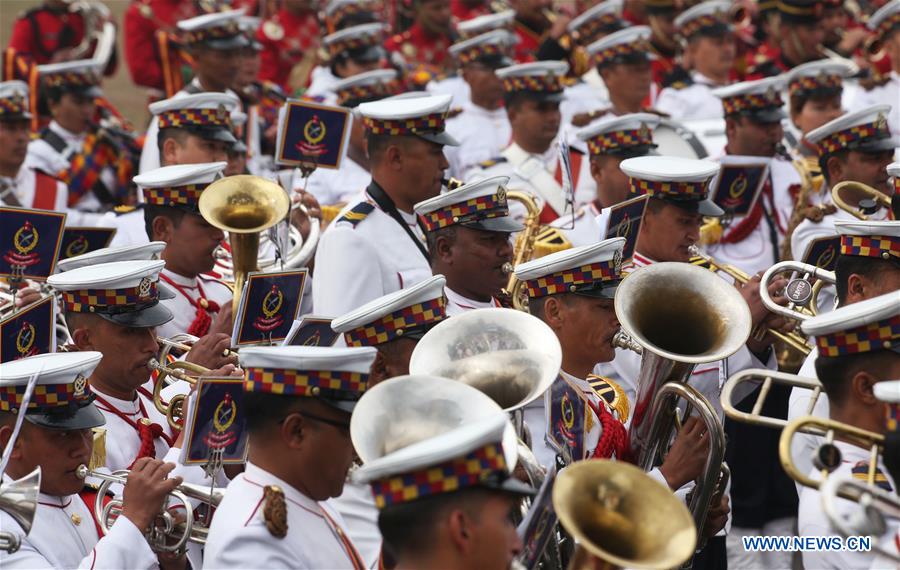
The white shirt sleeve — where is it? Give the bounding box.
[312,226,386,316]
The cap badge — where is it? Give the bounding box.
[215,104,228,121]
[638,122,650,139]
[876,113,888,132]
[613,249,623,273]
[73,374,87,398]
[10,93,24,107]
[262,20,284,41]
[496,185,508,203]
[138,276,153,299]
[765,86,777,102]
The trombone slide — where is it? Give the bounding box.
[721,369,823,430]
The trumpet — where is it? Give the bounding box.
[75,465,223,554]
[0,467,40,554]
[689,245,813,355]
[148,358,210,430]
[821,474,900,563]
[760,261,836,320]
[721,369,824,429]
[779,415,884,492]
[157,334,236,362]
[831,181,893,221]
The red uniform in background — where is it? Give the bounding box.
[256,8,320,92]
[512,20,544,63]
[451,0,491,23]
[123,0,198,95]
[8,4,85,64]
[385,23,455,74]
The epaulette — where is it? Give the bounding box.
[478,156,507,168]
[336,202,375,226]
[661,66,693,90]
[113,204,143,215]
[447,107,463,119]
[586,374,630,422]
[859,72,891,91]
[852,461,893,491]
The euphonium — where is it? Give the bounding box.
[503,191,543,311]
[75,465,223,554]
[831,181,894,221]
[612,262,752,540]
[148,358,210,430]
[0,467,40,554]
[760,260,836,320]
[553,460,697,570]
[198,175,291,316]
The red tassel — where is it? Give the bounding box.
[593,403,628,459]
[130,421,166,468]
[186,299,220,337]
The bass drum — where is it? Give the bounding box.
[652,119,710,159]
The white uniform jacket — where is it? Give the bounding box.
[552,202,603,247]
[787,350,829,495]
[296,155,369,207]
[443,101,511,180]
[443,286,501,316]
[156,269,234,339]
[654,72,726,122]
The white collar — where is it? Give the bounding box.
[242,462,319,512]
[49,120,85,143]
[509,141,557,167]
[691,71,727,87]
[161,268,199,288]
[90,385,141,413]
[463,100,506,117]
[444,286,498,310]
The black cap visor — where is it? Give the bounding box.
[26,401,106,430]
[570,280,620,300]
[95,301,174,329]
[205,34,252,51]
[418,130,460,147]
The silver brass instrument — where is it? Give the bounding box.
[553,460,697,570]
[760,261,836,320]
[68,1,116,67]
[612,262,752,540]
[722,369,823,430]
[147,358,210,430]
[831,180,893,221]
[75,464,223,554]
[821,474,900,563]
[0,468,41,554]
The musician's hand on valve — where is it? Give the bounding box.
[659,417,710,490]
[290,191,322,242]
[184,333,235,369]
[703,494,730,539]
[12,286,42,307]
[121,458,182,532]
[201,363,243,379]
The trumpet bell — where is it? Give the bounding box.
[408,308,562,411]
[0,467,41,536]
[554,460,697,570]
[615,262,752,364]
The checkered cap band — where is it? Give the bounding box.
[345,297,447,346]
[815,314,899,357]
[42,71,99,88]
[587,128,654,155]
[525,261,622,298]
[501,74,563,94]
[816,120,892,155]
[629,177,709,200]
[789,73,842,95]
[680,13,727,38]
[574,14,623,38]
[0,380,93,412]
[457,43,506,65]
[0,96,27,116]
[592,39,651,67]
[721,91,784,115]
[337,81,399,106]
[362,112,447,136]
[142,183,207,207]
[327,34,380,57]
[840,235,900,260]
[370,441,508,508]
[887,402,899,432]
[62,282,160,313]
[244,366,369,397]
[157,108,232,130]
[876,12,900,36]
[421,193,510,231]
[328,2,368,24]
[182,21,242,44]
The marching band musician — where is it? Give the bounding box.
[784,59,855,160]
[312,94,458,316]
[305,23,388,103]
[384,0,457,79]
[745,0,825,78]
[256,0,321,93]
[849,0,900,136]
[706,76,803,276]
[788,220,900,489]
[465,61,592,221]
[0,81,68,212]
[655,1,736,122]
[299,68,401,207]
[204,346,376,569]
[0,352,182,570]
[414,177,522,314]
[791,104,897,261]
[329,275,449,567]
[582,27,654,121]
[552,113,661,247]
[509,0,567,63]
[442,30,516,180]
[795,292,900,570]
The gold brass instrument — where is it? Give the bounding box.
[779,415,884,492]
[831,181,893,221]
[157,334,235,362]
[781,156,833,261]
[760,260,836,320]
[553,460,697,570]
[612,262,752,541]
[198,175,292,316]
[0,467,40,554]
[821,474,900,563]
[148,358,210,430]
[721,369,823,429]
[75,464,223,555]
[689,245,814,355]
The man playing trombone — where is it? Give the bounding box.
[0,352,181,569]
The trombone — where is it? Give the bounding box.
[0,467,40,554]
[148,358,210,430]
[831,181,893,221]
[760,261,835,320]
[821,474,900,563]
[75,464,223,555]
[721,369,823,430]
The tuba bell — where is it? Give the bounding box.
[0,467,40,554]
[553,460,697,570]
[198,175,291,316]
[613,262,752,540]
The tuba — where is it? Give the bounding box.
[198,175,291,316]
[553,460,697,570]
[831,181,894,221]
[0,467,40,554]
[612,262,751,540]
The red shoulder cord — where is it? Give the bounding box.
[158,273,220,337]
[587,399,628,459]
[92,393,174,468]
